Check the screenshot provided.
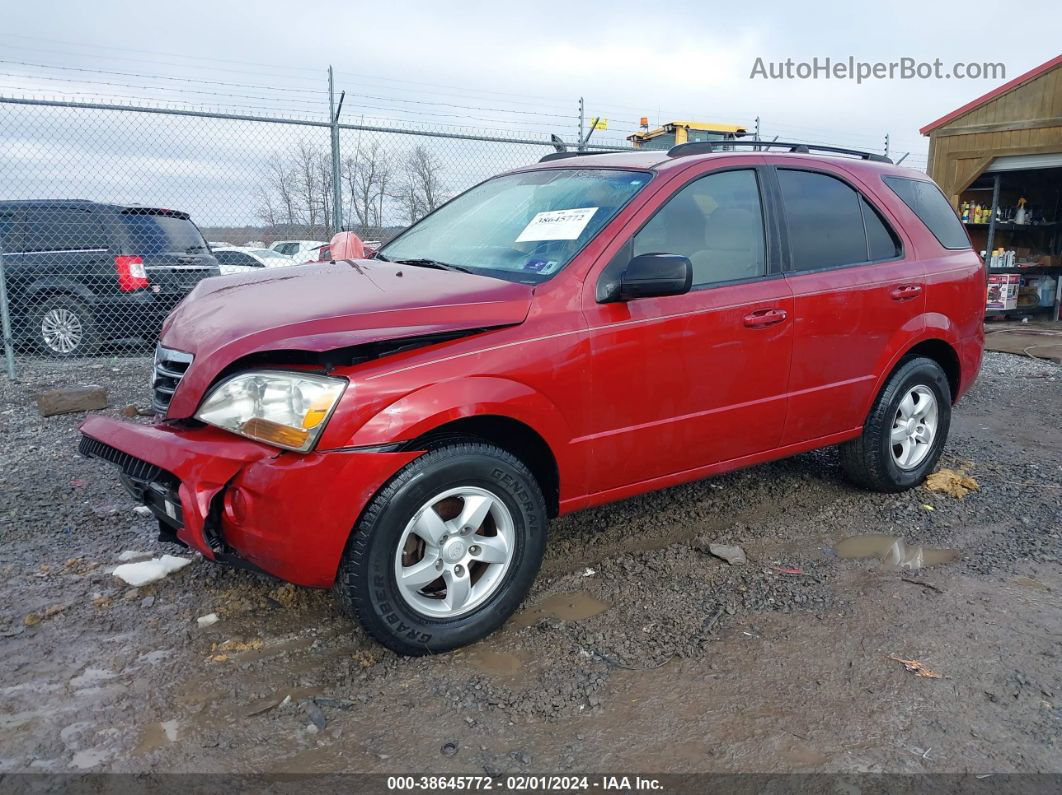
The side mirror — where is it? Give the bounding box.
[617,253,693,301]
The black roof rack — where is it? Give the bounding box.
[667,140,893,164]
[538,150,622,163]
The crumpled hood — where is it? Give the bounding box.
[160,259,533,418]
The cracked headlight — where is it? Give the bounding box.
[195,370,347,452]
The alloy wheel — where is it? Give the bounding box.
[890,385,938,470]
[393,486,515,618]
[41,308,84,354]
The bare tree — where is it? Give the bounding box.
[258,140,334,240]
[343,139,392,236]
[258,155,298,229]
[396,145,446,224]
[294,140,324,236]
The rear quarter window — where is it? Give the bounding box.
[883,176,970,250]
[121,213,207,255]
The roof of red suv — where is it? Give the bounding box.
[524,149,927,182]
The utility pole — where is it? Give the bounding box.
[754,116,760,140]
[328,66,344,235]
[578,97,585,152]
[884,132,890,160]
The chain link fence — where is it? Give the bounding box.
[0,94,922,378]
[0,96,632,376]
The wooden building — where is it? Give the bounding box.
[921,54,1062,320]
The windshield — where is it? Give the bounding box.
[380,168,651,282]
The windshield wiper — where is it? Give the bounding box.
[393,258,476,274]
[185,245,207,253]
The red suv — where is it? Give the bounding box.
[80,142,984,654]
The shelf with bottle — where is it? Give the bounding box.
[964,221,1059,230]
[959,195,1054,227]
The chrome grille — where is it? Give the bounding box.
[152,344,193,415]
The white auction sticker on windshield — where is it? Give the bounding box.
[515,207,598,242]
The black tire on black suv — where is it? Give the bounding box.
[840,356,952,492]
[334,441,548,655]
[31,294,100,357]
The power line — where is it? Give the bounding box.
[0,33,587,117]
[0,87,327,120]
[0,32,325,76]
[0,58,329,94]
[0,74,574,130]
[0,72,329,107]
[0,89,574,139]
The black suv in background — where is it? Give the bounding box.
[0,200,220,356]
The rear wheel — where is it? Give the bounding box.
[33,295,99,357]
[335,441,547,655]
[840,356,952,492]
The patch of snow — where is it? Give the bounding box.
[112,555,192,587]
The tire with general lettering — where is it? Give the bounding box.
[334,441,547,655]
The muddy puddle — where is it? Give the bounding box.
[834,534,958,569]
[457,647,525,678]
[1013,576,1051,592]
[136,719,179,754]
[507,591,610,630]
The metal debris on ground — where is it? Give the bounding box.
[888,654,942,678]
[925,468,980,499]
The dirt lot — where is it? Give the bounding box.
[1,351,1059,775]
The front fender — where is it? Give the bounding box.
[340,376,581,495]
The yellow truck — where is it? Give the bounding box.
[627,120,749,150]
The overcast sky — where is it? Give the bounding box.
[1,1,1059,225]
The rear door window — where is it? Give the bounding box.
[883,176,970,249]
[778,169,867,271]
[21,207,110,252]
[121,212,207,255]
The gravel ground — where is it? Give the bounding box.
[0,351,1059,774]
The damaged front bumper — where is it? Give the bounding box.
[79,416,419,587]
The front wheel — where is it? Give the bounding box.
[335,441,548,655]
[840,356,952,492]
